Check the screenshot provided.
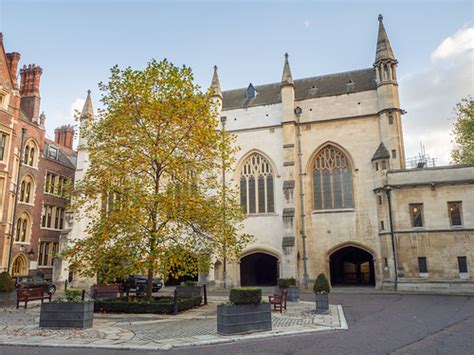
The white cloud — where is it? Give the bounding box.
[303,20,311,29]
[70,98,85,119]
[400,32,474,165]
[431,27,474,62]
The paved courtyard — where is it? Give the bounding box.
[0,299,346,351]
[0,292,473,354]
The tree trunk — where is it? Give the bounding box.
[146,267,154,301]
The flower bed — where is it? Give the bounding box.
[94,296,202,314]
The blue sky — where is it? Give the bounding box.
[1,0,473,164]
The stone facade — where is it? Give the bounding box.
[65,16,473,293]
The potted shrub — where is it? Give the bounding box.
[275,277,299,302]
[0,272,16,306]
[217,288,271,335]
[40,290,94,329]
[175,280,201,298]
[313,273,330,314]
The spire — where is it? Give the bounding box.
[210,65,222,99]
[281,53,294,86]
[374,14,396,64]
[81,89,94,120]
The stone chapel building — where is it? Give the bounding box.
[63,15,473,292]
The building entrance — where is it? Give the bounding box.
[329,246,375,286]
[240,252,278,286]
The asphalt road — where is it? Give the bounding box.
[1,293,473,355]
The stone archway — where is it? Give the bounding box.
[329,246,375,286]
[240,252,279,286]
[12,254,28,276]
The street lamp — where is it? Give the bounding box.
[294,107,309,289]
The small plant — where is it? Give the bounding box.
[54,290,83,303]
[277,278,297,289]
[229,288,262,305]
[313,273,330,294]
[0,272,15,292]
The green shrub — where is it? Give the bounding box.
[229,288,262,305]
[94,296,202,314]
[277,278,297,289]
[0,272,15,292]
[313,273,330,294]
[181,280,199,287]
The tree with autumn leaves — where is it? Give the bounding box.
[451,96,474,165]
[64,59,251,299]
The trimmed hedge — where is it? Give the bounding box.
[313,273,330,294]
[94,296,202,314]
[277,278,297,289]
[0,272,15,292]
[229,288,262,305]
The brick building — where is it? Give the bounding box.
[0,33,77,278]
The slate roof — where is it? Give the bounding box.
[44,139,77,169]
[371,142,390,161]
[222,68,377,111]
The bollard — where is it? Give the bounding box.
[173,289,178,315]
[64,280,68,292]
[203,284,207,305]
[81,289,85,301]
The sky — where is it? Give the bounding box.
[1,0,473,165]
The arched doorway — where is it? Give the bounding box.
[240,252,278,286]
[12,254,28,276]
[329,246,375,286]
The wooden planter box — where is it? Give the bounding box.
[0,291,16,306]
[175,286,201,298]
[217,303,271,335]
[40,301,94,328]
[315,293,329,314]
[275,286,300,302]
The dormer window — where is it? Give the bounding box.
[346,79,355,92]
[246,83,257,99]
[48,146,58,159]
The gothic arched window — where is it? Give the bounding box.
[19,176,34,203]
[15,213,30,242]
[240,153,274,214]
[312,145,353,210]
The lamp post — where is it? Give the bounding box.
[294,107,309,289]
[384,186,398,290]
[220,116,227,289]
[7,127,27,274]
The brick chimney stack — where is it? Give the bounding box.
[19,64,43,122]
[6,52,21,88]
[54,125,75,149]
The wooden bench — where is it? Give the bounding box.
[16,287,52,309]
[91,284,123,299]
[268,289,288,313]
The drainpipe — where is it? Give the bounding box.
[220,116,227,289]
[295,107,309,289]
[384,186,398,291]
[7,127,27,273]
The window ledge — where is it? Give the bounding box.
[312,208,355,214]
[18,202,34,207]
[419,273,429,278]
[450,225,464,229]
[245,213,278,218]
[412,227,425,230]
[13,241,30,245]
[40,227,63,231]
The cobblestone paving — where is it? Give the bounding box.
[0,301,345,350]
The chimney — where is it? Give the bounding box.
[54,125,75,149]
[20,64,43,122]
[6,52,21,88]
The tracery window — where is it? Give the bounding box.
[312,145,353,210]
[240,153,274,214]
[15,213,30,242]
[19,176,34,203]
[24,140,38,167]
